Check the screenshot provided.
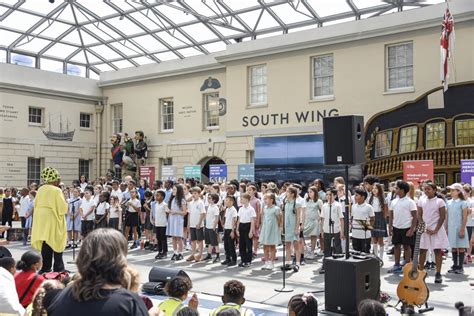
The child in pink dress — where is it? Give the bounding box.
[417,182,449,284]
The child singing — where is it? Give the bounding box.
[94,191,110,229]
[237,193,256,267]
[221,196,237,266]
[187,187,206,262]
[108,195,122,230]
[259,193,281,270]
[66,188,82,248]
[204,193,220,263]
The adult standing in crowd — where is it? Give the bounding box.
[31,167,68,273]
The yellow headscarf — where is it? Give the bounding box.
[41,166,60,183]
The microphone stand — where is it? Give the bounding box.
[67,198,80,263]
[275,202,294,293]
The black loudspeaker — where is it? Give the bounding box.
[323,115,365,165]
[142,267,190,295]
[325,257,380,315]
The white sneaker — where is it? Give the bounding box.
[261,262,269,270]
[306,253,315,260]
[268,261,274,270]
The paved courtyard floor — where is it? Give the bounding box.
[6,237,473,315]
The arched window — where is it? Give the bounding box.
[399,126,417,153]
[425,121,445,149]
[455,119,474,146]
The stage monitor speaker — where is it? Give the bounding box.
[323,115,365,165]
[325,256,380,315]
[143,267,190,295]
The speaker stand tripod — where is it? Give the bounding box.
[393,301,434,315]
[275,214,293,293]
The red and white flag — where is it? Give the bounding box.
[440,7,455,92]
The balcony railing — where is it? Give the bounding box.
[366,146,474,178]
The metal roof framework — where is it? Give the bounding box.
[0,0,443,78]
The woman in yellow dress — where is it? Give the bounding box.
[31,167,67,273]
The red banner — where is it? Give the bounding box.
[140,166,155,186]
[403,160,434,188]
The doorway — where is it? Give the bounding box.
[199,156,225,183]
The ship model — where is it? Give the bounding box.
[41,113,75,141]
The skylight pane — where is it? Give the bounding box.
[89,45,121,60]
[185,1,215,16]
[77,30,99,45]
[227,0,258,11]
[16,38,52,52]
[37,21,72,39]
[256,10,281,30]
[132,34,167,52]
[112,60,134,69]
[176,47,202,58]
[44,43,78,59]
[271,3,311,24]
[201,42,227,53]
[353,0,384,9]
[3,11,42,32]
[95,63,114,72]
[20,1,64,14]
[129,11,164,31]
[107,16,143,35]
[40,58,63,73]
[154,51,179,62]
[78,0,116,17]
[11,53,35,68]
[155,31,192,49]
[238,9,264,31]
[308,0,350,17]
[110,41,143,57]
[181,23,218,42]
[158,4,197,24]
[0,50,6,63]
[85,51,102,64]
[70,50,87,64]
[62,30,82,46]
[0,29,21,46]
[67,63,85,77]
[131,56,155,66]
[83,24,120,41]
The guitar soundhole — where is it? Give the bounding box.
[409,271,419,280]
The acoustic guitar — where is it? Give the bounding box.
[397,222,429,306]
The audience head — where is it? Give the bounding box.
[17,250,42,272]
[358,299,386,316]
[222,280,246,305]
[0,257,16,275]
[73,228,128,301]
[32,280,65,316]
[287,293,318,316]
[164,276,193,301]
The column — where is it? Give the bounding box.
[95,101,105,179]
[446,118,454,148]
[416,124,424,151]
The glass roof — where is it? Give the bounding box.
[0,0,444,77]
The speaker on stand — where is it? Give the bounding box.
[142,267,190,295]
[322,116,379,315]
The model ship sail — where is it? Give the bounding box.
[41,113,75,141]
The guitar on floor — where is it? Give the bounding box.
[396,222,429,307]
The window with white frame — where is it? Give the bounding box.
[433,174,446,188]
[312,55,333,98]
[248,64,267,106]
[374,130,392,158]
[425,122,445,149]
[455,119,474,146]
[160,98,174,132]
[80,113,92,129]
[246,150,255,164]
[79,159,90,180]
[399,126,417,153]
[111,103,123,134]
[27,158,42,185]
[203,92,219,129]
[28,107,43,125]
[386,42,413,90]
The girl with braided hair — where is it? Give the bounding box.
[287,293,318,316]
[31,167,67,273]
